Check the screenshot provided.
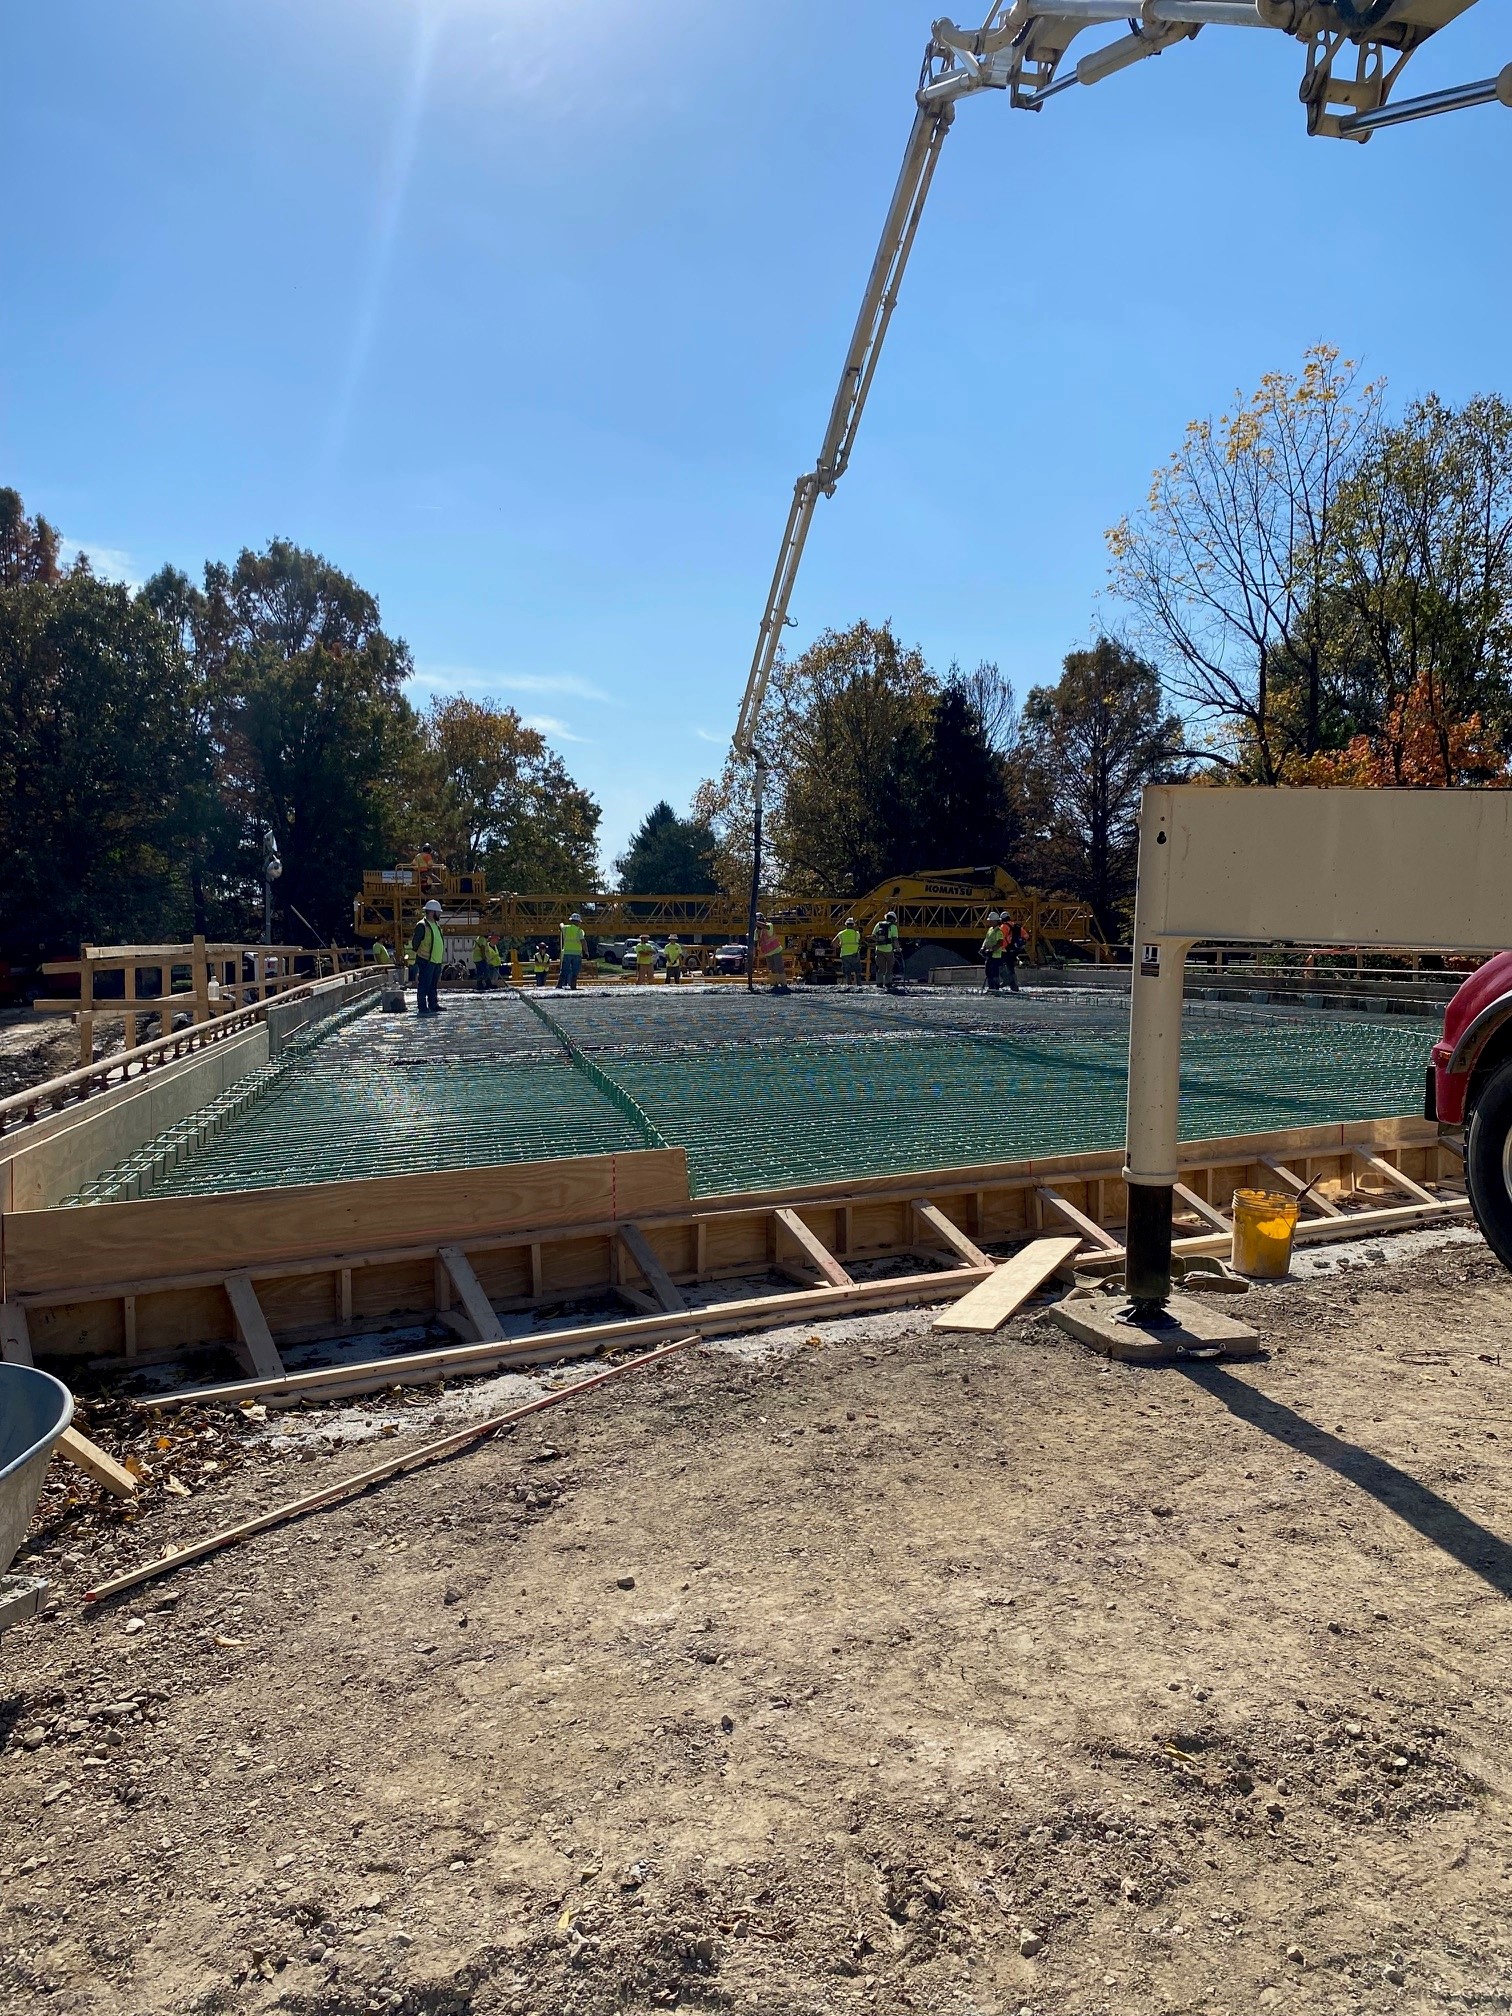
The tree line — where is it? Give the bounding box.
[6,349,1509,964]
[691,349,1512,939]
[0,494,600,966]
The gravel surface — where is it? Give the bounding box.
[4,1229,1511,2014]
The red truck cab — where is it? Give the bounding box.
[1432,951,1512,1267]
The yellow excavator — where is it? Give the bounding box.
[732,2,1505,763]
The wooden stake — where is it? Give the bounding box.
[618,1223,688,1313]
[84,1336,700,1604]
[56,1426,137,1500]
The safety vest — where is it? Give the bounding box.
[530,950,550,973]
[838,928,861,957]
[418,920,445,963]
[873,921,899,948]
[561,922,585,954]
[636,940,655,965]
[982,925,1005,957]
[372,943,392,965]
[485,940,503,968]
[664,942,683,967]
[472,935,491,963]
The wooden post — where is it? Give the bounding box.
[79,949,96,1066]
[191,935,210,1027]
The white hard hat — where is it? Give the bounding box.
[424,899,443,915]
[570,912,583,922]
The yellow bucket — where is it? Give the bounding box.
[1230,1189,1299,1279]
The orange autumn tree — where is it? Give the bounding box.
[1293,671,1510,788]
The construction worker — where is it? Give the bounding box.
[472,929,494,992]
[486,932,505,986]
[635,934,657,984]
[411,899,446,1016]
[835,917,862,990]
[557,912,586,991]
[1003,915,1025,995]
[530,943,551,987]
[371,941,392,967]
[664,934,684,982]
[980,911,1006,994]
[871,911,902,992]
[412,841,447,895]
[755,915,790,994]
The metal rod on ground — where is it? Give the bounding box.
[82,1335,700,1605]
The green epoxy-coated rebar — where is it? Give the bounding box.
[84,986,1435,1203]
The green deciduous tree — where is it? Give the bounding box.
[407,693,601,891]
[1020,638,1188,939]
[0,496,204,962]
[615,800,718,893]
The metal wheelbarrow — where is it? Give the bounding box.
[0,1363,74,1632]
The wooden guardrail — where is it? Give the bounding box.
[37,938,368,1064]
[0,968,375,1140]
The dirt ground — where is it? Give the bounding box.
[0,1015,91,1101]
[5,1228,1512,2016]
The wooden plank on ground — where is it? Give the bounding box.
[438,1246,506,1343]
[1036,1187,1121,1253]
[141,1264,988,1411]
[1260,1157,1343,1217]
[618,1222,688,1313]
[913,1199,992,1271]
[1173,1182,1232,1234]
[0,1302,34,1365]
[934,1235,1081,1334]
[224,1273,286,1382]
[774,1208,853,1288]
[56,1425,137,1499]
[1353,1147,1437,1207]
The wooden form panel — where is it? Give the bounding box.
[2,1147,690,1297]
[7,1119,1461,1370]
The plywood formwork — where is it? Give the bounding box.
[0,1115,1466,1387]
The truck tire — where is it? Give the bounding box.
[1466,1055,1512,1271]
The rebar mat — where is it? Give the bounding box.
[92,989,1433,1202]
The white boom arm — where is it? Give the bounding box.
[731,0,1504,758]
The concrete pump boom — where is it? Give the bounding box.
[731,0,1506,760]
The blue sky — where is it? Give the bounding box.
[3,3,1509,869]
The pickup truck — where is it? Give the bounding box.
[1429,951,1512,1266]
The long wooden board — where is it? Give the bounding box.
[143,1263,989,1411]
[934,1236,1081,1334]
[3,1147,690,1296]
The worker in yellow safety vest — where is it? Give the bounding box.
[372,942,392,966]
[557,913,586,991]
[530,944,551,987]
[472,931,495,992]
[411,899,446,1016]
[871,911,901,992]
[664,935,684,982]
[835,917,862,990]
[635,935,656,984]
[486,933,505,984]
[980,912,1006,995]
